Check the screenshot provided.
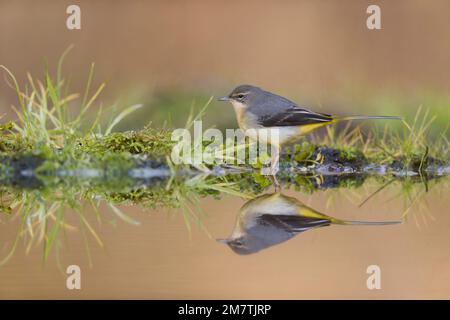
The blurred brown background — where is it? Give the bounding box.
[0,0,449,130]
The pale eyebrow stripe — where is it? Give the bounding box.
[232,92,249,96]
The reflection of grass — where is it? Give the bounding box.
[0,53,448,265]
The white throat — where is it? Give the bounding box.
[230,101,247,129]
[231,100,246,112]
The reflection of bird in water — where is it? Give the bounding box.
[218,192,401,255]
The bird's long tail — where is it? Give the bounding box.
[332,218,402,226]
[335,115,402,122]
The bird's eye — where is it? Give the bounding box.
[237,94,245,100]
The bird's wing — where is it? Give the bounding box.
[258,214,331,234]
[258,104,333,127]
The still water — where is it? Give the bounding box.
[0,178,448,299]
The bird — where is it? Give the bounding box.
[218,85,401,188]
[217,192,401,255]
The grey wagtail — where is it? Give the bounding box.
[218,192,401,255]
[218,85,401,186]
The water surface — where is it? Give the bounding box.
[0,180,448,299]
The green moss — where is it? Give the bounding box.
[293,142,316,163]
[339,148,361,162]
[77,127,174,157]
[0,123,33,154]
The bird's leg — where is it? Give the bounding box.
[260,144,282,191]
[268,174,281,192]
[269,144,280,174]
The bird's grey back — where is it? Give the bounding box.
[229,214,331,255]
[228,219,295,255]
[246,88,296,116]
[243,86,332,127]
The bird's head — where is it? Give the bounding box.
[218,85,263,109]
[217,236,254,255]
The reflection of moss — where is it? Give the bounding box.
[0,186,18,215]
[105,187,178,209]
[293,175,316,194]
[252,173,271,189]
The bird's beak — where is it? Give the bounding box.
[218,96,230,102]
[216,238,230,244]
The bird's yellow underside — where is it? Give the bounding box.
[297,121,334,135]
